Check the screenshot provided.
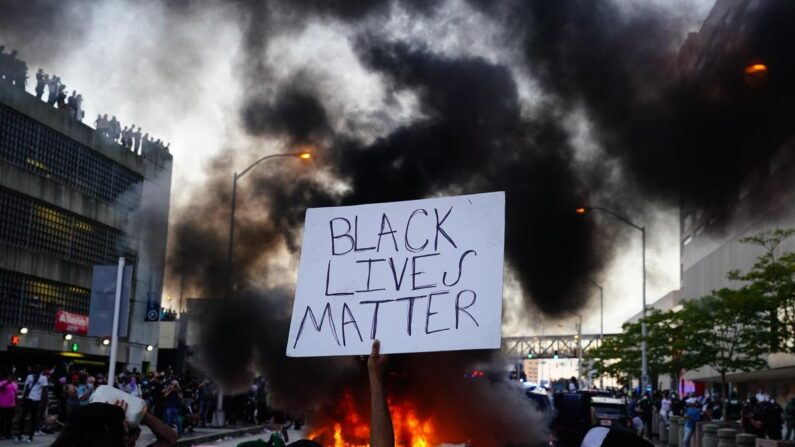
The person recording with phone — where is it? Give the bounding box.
[162,380,183,437]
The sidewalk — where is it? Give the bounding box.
[0,424,265,447]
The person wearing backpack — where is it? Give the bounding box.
[16,364,49,442]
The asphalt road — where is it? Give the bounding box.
[191,428,308,447]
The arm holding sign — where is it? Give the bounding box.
[368,340,394,447]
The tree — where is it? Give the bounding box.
[588,311,699,392]
[587,228,793,396]
[643,306,709,391]
[729,228,795,352]
[588,323,639,388]
[686,287,771,419]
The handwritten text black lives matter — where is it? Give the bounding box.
[291,206,482,349]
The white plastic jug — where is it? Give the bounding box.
[89,384,147,427]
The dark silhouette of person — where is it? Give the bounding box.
[35,69,47,99]
[7,50,27,89]
[57,84,68,109]
[133,127,142,153]
[47,76,59,105]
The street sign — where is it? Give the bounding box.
[287,192,505,357]
[54,310,89,335]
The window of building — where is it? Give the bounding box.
[0,186,136,265]
[0,269,90,331]
[0,105,143,210]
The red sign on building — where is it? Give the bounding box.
[54,311,89,335]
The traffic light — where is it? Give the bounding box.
[553,350,559,359]
[527,353,534,359]
[10,335,20,346]
[70,342,79,352]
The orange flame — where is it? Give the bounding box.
[310,391,437,447]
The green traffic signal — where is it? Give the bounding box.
[71,342,79,352]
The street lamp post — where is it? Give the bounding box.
[225,151,311,298]
[212,151,311,428]
[577,206,648,393]
[589,280,604,388]
[588,280,604,345]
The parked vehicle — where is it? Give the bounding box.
[553,392,630,447]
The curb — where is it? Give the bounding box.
[176,425,267,446]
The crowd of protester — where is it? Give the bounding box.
[521,373,795,446]
[159,308,179,322]
[0,362,189,444]
[93,115,170,155]
[0,46,170,156]
[0,360,309,445]
[623,388,794,445]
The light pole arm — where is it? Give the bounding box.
[226,151,307,299]
[586,206,644,232]
[237,152,300,180]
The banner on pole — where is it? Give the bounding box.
[287,192,505,357]
[88,265,133,337]
[145,292,160,321]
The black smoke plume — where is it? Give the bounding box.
[171,0,795,444]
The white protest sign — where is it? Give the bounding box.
[286,191,505,357]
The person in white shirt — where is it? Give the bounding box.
[17,365,48,442]
[660,391,672,425]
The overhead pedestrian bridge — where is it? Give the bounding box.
[501,334,618,359]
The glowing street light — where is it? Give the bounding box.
[220,149,313,427]
[744,63,768,75]
[745,62,768,87]
[226,150,314,298]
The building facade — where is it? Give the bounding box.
[677,0,795,400]
[0,80,172,372]
[628,0,795,399]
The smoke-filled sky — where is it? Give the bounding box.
[0,0,724,337]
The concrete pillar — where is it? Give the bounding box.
[669,416,680,447]
[702,424,719,447]
[716,428,737,447]
[734,434,755,447]
[660,418,669,443]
